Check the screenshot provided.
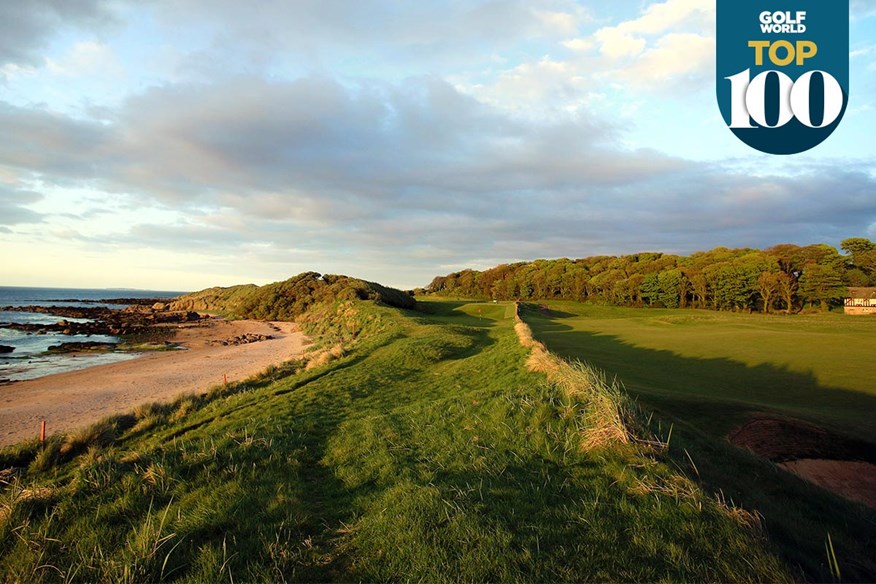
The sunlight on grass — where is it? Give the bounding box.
[0,299,796,581]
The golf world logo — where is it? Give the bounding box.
[716,1,849,155]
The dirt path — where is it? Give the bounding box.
[0,319,308,448]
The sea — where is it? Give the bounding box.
[0,286,186,383]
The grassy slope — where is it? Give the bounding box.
[524,301,876,581]
[168,273,415,320]
[0,300,790,582]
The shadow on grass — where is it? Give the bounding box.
[525,310,876,582]
[519,302,578,319]
[527,312,876,442]
[414,300,503,329]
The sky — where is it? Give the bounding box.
[1,0,874,291]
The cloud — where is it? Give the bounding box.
[618,32,714,88]
[1,74,680,203]
[0,70,681,287]
[2,68,874,286]
[45,41,123,78]
[127,222,247,251]
[0,185,44,225]
[614,166,876,245]
[562,38,593,52]
[607,0,712,36]
[467,0,716,118]
[1,0,874,289]
[0,102,111,180]
[852,0,876,20]
[592,28,647,59]
[456,56,598,117]
[586,0,715,91]
[534,8,588,36]
[150,0,591,76]
[850,45,874,59]
[101,158,876,289]
[0,1,118,68]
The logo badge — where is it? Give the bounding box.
[716,1,849,155]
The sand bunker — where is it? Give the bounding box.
[0,319,308,448]
[730,414,876,509]
[779,459,876,509]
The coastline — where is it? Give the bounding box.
[0,318,309,448]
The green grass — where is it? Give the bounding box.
[523,300,876,581]
[524,301,876,440]
[0,299,793,582]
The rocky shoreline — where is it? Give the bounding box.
[0,303,201,338]
[46,341,119,353]
[207,332,275,346]
[0,300,284,358]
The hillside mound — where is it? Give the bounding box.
[170,272,414,319]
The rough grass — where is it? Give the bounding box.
[0,299,792,582]
[515,311,631,450]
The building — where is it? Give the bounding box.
[844,287,876,315]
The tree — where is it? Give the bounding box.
[590,270,625,303]
[845,268,870,287]
[799,264,846,311]
[688,271,709,309]
[841,238,876,280]
[756,272,781,313]
[794,244,845,272]
[422,240,862,311]
[776,272,798,313]
[658,269,684,309]
[615,275,643,306]
[640,274,660,306]
[840,237,876,257]
[766,243,805,276]
[856,250,876,274]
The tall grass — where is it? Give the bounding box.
[515,307,632,450]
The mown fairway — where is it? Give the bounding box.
[525,302,876,441]
[0,299,793,582]
[524,301,876,581]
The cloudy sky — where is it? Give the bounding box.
[1,0,874,291]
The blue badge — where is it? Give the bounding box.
[716,1,849,155]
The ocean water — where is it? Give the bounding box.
[0,286,185,382]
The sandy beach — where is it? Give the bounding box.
[0,318,308,448]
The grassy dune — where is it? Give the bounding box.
[0,299,790,582]
[523,301,876,581]
[168,272,415,319]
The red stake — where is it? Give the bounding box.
[224,373,228,385]
[40,420,46,443]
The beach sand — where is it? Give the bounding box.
[0,318,309,448]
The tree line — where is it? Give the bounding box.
[423,238,876,313]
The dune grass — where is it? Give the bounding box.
[523,300,876,581]
[0,299,792,582]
